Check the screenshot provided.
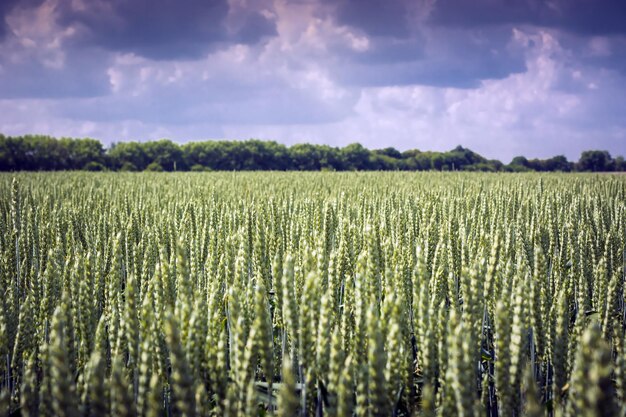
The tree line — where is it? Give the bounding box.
[0,133,624,172]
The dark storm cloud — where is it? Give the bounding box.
[429,0,544,28]
[58,0,276,59]
[0,48,112,98]
[1,0,625,159]
[233,11,277,45]
[0,0,19,39]
[0,63,110,99]
[350,37,426,64]
[555,0,626,35]
[0,0,43,40]
[335,57,523,89]
[332,0,413,38]
[430,0,626,35]
[313,0,528,88]
[334,27,525,88]
[586,48,626,75]
[581,36,626,75]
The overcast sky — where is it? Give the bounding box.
[1,0,625,161]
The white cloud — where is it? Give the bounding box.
[223,28,626,160]
[3,0,73,68]
[1,1,625,161]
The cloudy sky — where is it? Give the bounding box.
[0,0,625,161]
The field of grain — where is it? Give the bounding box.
[1,172,625,416]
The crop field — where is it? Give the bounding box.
[0,172,625,417]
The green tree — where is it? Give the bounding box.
[144,139,183,171]
[145,162,164,172]
[108,142,149,171]
[63,138,106,170]
[615,156,626,171]
[341,143,371,170]
[577,150,614,172]
[543,155,572,172]
[290,143,322,170]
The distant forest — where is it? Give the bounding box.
[1,134,624,172]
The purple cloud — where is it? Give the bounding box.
[0,0,625,160]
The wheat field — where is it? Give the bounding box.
[1,172,625,416]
